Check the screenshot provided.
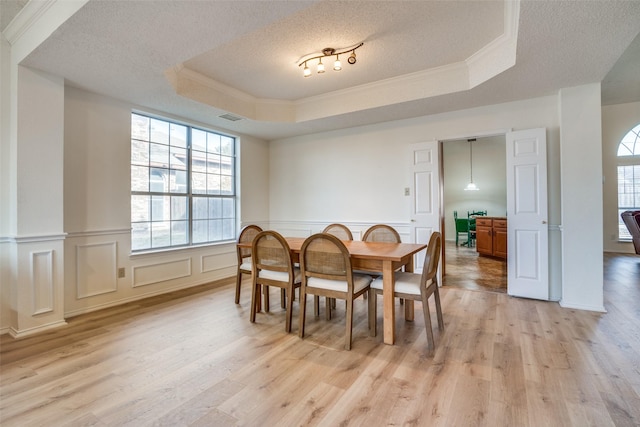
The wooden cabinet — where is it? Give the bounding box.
[476,217,507,259]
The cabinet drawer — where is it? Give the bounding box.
[476,218,493,227]
[494,219,507,228]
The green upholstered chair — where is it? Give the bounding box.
[453,211,470,246]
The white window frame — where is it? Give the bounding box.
[617,124,640,240]
[130,112,237,252]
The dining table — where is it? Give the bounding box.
[239,236,427,345]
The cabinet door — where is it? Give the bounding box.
[476,225,493,255]
[494,227,508,259]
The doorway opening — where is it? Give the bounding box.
[441,135,508,293]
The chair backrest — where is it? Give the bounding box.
[300,233,352,284]
[362,224,401,243]
[252,230,293,276]
[323,223,354,241]
[237,225,262,263]
[468,210,487,218]
[455,218,469,233]
[421,232,442,288]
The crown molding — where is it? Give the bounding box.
[4,0,88,64]
[3,0,56,45]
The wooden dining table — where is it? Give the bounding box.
[239,236,427,345]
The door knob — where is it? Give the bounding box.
[542,220,547,224]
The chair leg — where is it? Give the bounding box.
[264,285,270,312]
[368,288,377,337]
[235,271,242,304]
[250,281,259,323]
[281,288,286,310]
[421,293,435,352]
[298,286,307,338]
[314,296,320,317]
[256,286,262,312]
[434,287,444,331]
[345,296,353,350]
[326,297,332,320]
[285,286,294,333]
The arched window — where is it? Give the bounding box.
[617,124,640,240]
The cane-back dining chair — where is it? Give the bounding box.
[322,224,354,311]
[250,230,301,332]
[298,233,374,350]
[369,231,444,353]
[361,223,403,302]
[323,223,354,241]
[362,224,401,243]
[235,225,262,304]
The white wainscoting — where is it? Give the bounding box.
[64,228,238,318]
[267,221,411,242]
[202,252,236,274]
[76,241,117,298]
[133,258,192,288]
[31,250,54,315]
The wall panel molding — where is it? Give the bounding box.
[76,242,117,299]
[64,274,234,319]
[66,228,131,238]
[202,252,236,273]
[31,250,54,315]
[9,234,67,243]
[133,258,192,288]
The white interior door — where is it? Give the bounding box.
[409,141,441,275]
[506,128,549,300]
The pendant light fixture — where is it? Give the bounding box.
[464,138,479,191]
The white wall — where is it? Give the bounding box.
[602,101,640,254]
[443,136,507,241]
[270,95,563,301]
[0,27,11,331]
[559,84,604,311]
[60,87,270,318]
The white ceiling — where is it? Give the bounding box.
[3,0,640,140]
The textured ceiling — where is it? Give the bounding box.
[4,0,640,140]
[183,1,504,101]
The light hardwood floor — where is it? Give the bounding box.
[1,253,639,426]
[443,240,507,293]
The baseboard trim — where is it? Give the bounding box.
[64,276,234,319]
[559,300,607,313]
[8,320,68,339]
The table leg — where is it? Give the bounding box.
[404,256,415,322]
[383,260,395,345]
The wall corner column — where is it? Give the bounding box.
[558,83,605,312]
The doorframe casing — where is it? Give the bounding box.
[437,129,511,279]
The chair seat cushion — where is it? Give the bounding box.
[239,260,252,272]
[307,273,372,293]
[258,267,301,283]
[371,272,432,295]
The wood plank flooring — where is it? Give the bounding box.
[443,240,507,293]
[1,253,639,426]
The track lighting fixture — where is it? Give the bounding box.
[297,43,363,77]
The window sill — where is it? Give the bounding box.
[129,240,235,258]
